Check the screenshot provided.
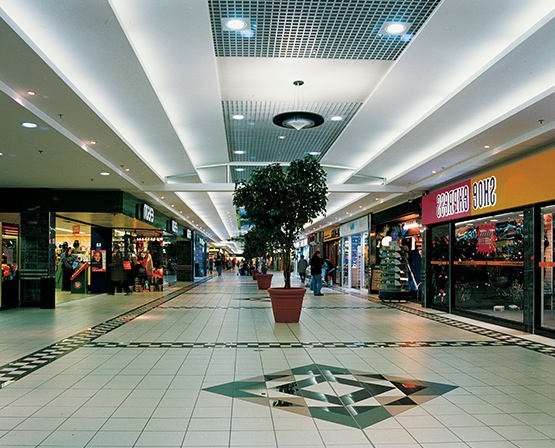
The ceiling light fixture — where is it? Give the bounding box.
[222,18,250,31]
[379,22,411,35]
[234,150,245,154]
[21,122,38,128]
[273,80,324,130]
[330,116,343,121]
[100,172,110,176]
[232,114,245,120]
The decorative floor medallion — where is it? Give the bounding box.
[204,363,457,428]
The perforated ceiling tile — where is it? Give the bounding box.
[223,100,360,182]
[209,0,441,60]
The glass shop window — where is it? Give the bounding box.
[453,211,524,323]
[431,224,450,310]
[540,205,555,331]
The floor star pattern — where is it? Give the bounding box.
[204,363,457,428]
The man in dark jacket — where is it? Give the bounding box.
[309,251,325,296]
[109,243,124,295]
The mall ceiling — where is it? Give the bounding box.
[0,1,554,253]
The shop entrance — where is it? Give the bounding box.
[341,233,368,289]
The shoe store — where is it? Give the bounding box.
[421,145,555,336]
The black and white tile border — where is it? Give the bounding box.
[1,280,555,389]
[0,280,208,388]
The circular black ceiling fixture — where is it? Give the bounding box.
[272,80,325,130]
[272,111,324,130]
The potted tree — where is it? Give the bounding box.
[243,225,274,289]
[233,155,328,322]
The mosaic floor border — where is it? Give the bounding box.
[2,281,555,389]
[86,339,520,349]
[0,280,209,388]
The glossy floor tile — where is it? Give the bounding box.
[0,271,555,447]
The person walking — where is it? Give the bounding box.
[297,254,308,285]
[61,247,76,291]
[215,257,223,276]
[324,258,335,287]
[109,243,125,295]
[309,251,325,296]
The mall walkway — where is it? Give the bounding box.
[0,271,555,447]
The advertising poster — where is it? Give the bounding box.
[91,250,106,272]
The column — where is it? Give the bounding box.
[19,210,56,306]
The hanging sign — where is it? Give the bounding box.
[72,224,80,234]
[476,221,497,255]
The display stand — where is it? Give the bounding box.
[71,263,89,293]
[378,245,412,302]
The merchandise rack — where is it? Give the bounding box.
[378,244,412,302]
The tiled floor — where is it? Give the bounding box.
[1,272,555,447]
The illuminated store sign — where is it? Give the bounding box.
[423,145,555,225]
[323,227,340,242]
[138,203,155,223]
[167,220,179,234]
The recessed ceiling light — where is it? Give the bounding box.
[432,170,437,174]
[380,22,411,35]
[27,91,35,96]
[234,150,245,154]
[308,152,321,156]
[484,145,490,148]
[125,168,130,172]
[21,122,38,128]
[161,196,165,199]
[330,116,343,121]
[90,141,96,145]
[232,114,245,120]
[100,172,110,176]
[278,135,286,140]
[222,18,250,31]
[236,168,245,172]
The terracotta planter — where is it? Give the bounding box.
[256,273,273,290]
[268,287,306,323]
[251,269,260,280]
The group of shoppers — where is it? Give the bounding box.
[297,251,335,296]
[109,243,154,294]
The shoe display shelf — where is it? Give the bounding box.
[378,245,412,302]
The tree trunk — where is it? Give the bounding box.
[283,249,291,289]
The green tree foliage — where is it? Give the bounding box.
[233,155,328,289]
[242,225,273,261]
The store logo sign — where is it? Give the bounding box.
[472,176,497,211]
[167,220,179,234]
[138,203,155,223]
[436,184,469,219]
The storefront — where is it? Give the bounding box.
[339,216,369,290]
[0,188,194,307]
[370,201,423,300]
[194,234,207,277]
[422,145,555,336]
[323,227,340,285]
[1,224,19,309]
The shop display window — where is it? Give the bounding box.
[430,224,449,310]
[540,205,555,331]
[453,211,524,323]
